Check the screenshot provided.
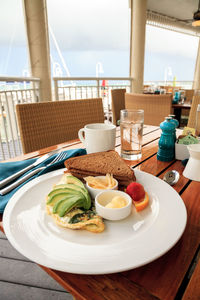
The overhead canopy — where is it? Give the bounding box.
[147,10,200,37]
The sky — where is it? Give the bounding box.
[0,0,199,81]
[145,25,199,81]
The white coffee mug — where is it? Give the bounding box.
[78,123,116,154]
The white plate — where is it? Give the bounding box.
[3,169,187,274]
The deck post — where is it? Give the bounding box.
[193,38,200,90]
[23,0,52,102]
[129,0,147,93]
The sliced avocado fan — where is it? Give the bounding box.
[47,188,83,205]
[47,176,91,216]
[52,183,91,209]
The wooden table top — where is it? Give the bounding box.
[172,103,191,109]
[0,125,200,300]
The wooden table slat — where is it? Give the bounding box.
[182,250,200,300]
[41,267,160,300]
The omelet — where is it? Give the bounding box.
[46,205,105,233]
[46,174,105,233]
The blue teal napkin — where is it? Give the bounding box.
[0,148,86,213]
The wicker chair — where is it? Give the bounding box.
[185,89,194,104]
[180,89,194,125]
[187,95,200,129]
[111,89,126,125]
[16,98,104,153]
[125,93,172,126]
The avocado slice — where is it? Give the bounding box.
[57,196,84,217]
[47,188,83,204]
[53,184,91,209]
[64,175,85,189]
[52,196,81,214]
[47,192,74,206]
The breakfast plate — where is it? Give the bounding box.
[3,169,187,274]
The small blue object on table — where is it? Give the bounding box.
[0,148,86,213]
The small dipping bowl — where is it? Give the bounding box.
[95,190,132,221]
[86,176,118,199]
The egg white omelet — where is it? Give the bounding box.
[46,174,105,233]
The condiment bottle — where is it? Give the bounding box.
[195,104,200,137]
[172,92,180,104]
[157,117,175,161]
[168,114,179,142]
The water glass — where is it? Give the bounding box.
[120,109,144,160]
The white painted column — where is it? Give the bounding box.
[129,0,147,93]
[193,38,200,90]
[23,0,52,102]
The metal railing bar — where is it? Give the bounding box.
[11,94,21,151]
[4,92,17,156]
[53,76,133,81]
[1,95,11,158]
[20,90,24,103]
[11,95,21,152]
[75,86,77,99]
[0,95,6,160]
[0,137,5,160]
[69,87,72,100]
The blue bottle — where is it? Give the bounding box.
[157,117,175,161]
[168,114,179,142]
[172,91,180,104]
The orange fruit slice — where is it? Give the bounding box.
[133,192,149,212]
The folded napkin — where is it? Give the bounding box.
[0,148,86,213]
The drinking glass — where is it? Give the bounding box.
[120,109,144,160]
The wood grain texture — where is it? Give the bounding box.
[116,125,158,135]
[41,266,159,300]
[115,128,161,147]
[143,126,159,135]
[134,152,175,175]
[0,281,72,300]
[115,139,159,166]
[182,254,200,300]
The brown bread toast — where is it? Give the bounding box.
[64,150,136,187]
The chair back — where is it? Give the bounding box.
[187,95,200,129]
[125,93,172,126]
[185,89,194,103]
[111,89,126,125]
[16,98,104,153]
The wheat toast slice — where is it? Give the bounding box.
[64,150,136,186]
